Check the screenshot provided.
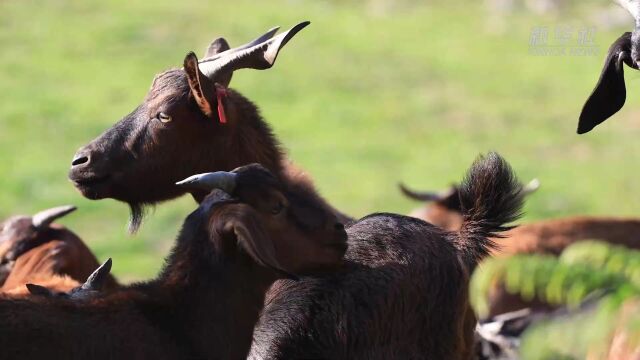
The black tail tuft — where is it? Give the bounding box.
[456,152,524,269]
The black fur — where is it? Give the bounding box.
[578,32,634,134]
[249,152,524,360]
[456,152,524,269]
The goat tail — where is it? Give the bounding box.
[456,152,524,270]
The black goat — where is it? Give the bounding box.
[0,164,347,360]
[249,152,524,360]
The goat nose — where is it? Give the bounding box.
[71,152,90,167]
[334,223,345,231]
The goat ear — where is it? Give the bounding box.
[226,216,290,276]
[184,52,216,117]
[26,283,54,297]
[204,38,230,57]
[578,32,632,134]
[203,38,233,87]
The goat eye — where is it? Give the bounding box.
[271,202,284,215]
[158,112,172,123]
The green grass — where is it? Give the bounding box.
[1,0,640,281]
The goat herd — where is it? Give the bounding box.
[0,14,636,360]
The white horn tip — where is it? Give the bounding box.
[176,173,207,186]
[524,178,541,192]
[32,205,78,229]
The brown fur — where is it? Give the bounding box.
[0,219,117,295]
[408,204,464,232]
[494,217,640,256]
[403,186,640,317]
[4,274,79,296]
[486,217,640,317]
[68,62,349,231]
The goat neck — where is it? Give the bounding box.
[155,213,279,359]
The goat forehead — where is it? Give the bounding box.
[1,216,31,231]
[142,70,188,114]
[0,217,32,245]
[148,70,188,101]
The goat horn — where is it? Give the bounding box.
[81,258,112,291]
[398,183,452,202]
[522,178,540,195]
[198,21,309,81]
[199,26,281,63]
[32,205,77,230]
[176,171,237,194]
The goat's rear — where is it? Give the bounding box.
[455,152,524,270]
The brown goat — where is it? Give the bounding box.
[486,216,640,317]
[69,24,517,358]
[0,164,347,360]
[400,181,640,317]
[0,206,117,294]
[65,24,526,358]
[67,22,349,231]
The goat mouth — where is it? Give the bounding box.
[71,175,110,187]
[73,175,110,186]
[70,175,112,199]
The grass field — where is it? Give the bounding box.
[2,0,640,281]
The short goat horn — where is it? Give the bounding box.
[176,171,238,194]
[32,205,77,230]
[81,258,113,291]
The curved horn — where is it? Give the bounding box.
[199,26,281,63]
[398,183,442,202]
[32,205,77,230]
[81,258,112,291]
[198,21,309,81]
[398,183,454,202]
[522,178,540,195]
[176,171,238,194]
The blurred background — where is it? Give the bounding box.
[1,0,639,281]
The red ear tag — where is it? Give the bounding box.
[215,85,228,124]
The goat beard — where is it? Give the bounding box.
[128,202,149,234]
